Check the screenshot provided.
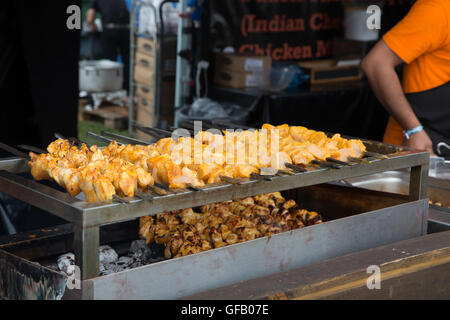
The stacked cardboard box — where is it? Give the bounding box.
[213,53,272,89]
[133,36,177,138]
[134,36,156,137]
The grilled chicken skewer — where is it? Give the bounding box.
[28,124,367,202]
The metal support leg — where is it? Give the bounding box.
[74,225,99,280]
[409,164,429,201]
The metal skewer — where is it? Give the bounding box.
[154,182,170,191]
[17,144,46,155]
[112,194,130,204]
[277,169,295,175]
[250,172,273,181]
[0,142,30,160]
[87,132,122,145]
[133,122,172,138]
[186,183,205,192]
[170,126,195,136]
[211,120,255,130]
[54,132,66,140]
[311,160,341,169]
[135,190,154,202]
[219,175,244,185]
[149,184,168,196]
[326,157,352,166]
[363,151,388,159]
[285,163,307,172]
[54,133,91,148]
[347,157,371,164]
[100,131,151,146]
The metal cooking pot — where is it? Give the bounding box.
[79,60,123,92]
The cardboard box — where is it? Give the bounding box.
[214,53,271,89]
[136,100,154,128]
[137,37,155,57]
[136,103,154,141]
[138,37,177,73]
[135,52,155,70]
[214,69,269,89]
[298,59,362,85]
[136,91,154,111]
[215,53,272,73]
[136,83,154,105]
[134,64,154,87]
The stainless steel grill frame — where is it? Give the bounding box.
[0,143,429,279]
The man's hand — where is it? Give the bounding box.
[403,130,433,153]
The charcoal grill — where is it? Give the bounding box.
[0,130,430,299]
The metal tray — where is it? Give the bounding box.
[344,170,450,233]
[0,184,428,300]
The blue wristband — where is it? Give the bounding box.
[403,125,424,140]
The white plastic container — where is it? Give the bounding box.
[270,66,297,91]
[79,60,123,92]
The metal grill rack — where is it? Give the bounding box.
[0,126,429,279]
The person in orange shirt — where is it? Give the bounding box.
[362,0,450,156]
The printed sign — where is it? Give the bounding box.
[208,0,344,61]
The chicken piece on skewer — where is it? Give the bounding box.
[115,144,160,170]
[189,163,223,184]
[99,158,137,197]
[77,166,116,202]
[50,166,82,197]
[232,164,259,178]
[147,154,204,189]
[29,153,83,196]
[282,144,316,165]
[154,137,177,154]
[329,134,367,161]
[261,123,290,138]
[85,144,105,162]
[29,152,58,180]
[47,139,91,167]
[171,166,205,189]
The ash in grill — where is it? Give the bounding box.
[54,241,164,277]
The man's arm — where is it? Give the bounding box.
[86,8,97,32]
[361,40,433,152]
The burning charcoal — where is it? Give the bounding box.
[129,240,152,261]
[99,257,133,276]
[57,253,76,276]
[99,245,118,265]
